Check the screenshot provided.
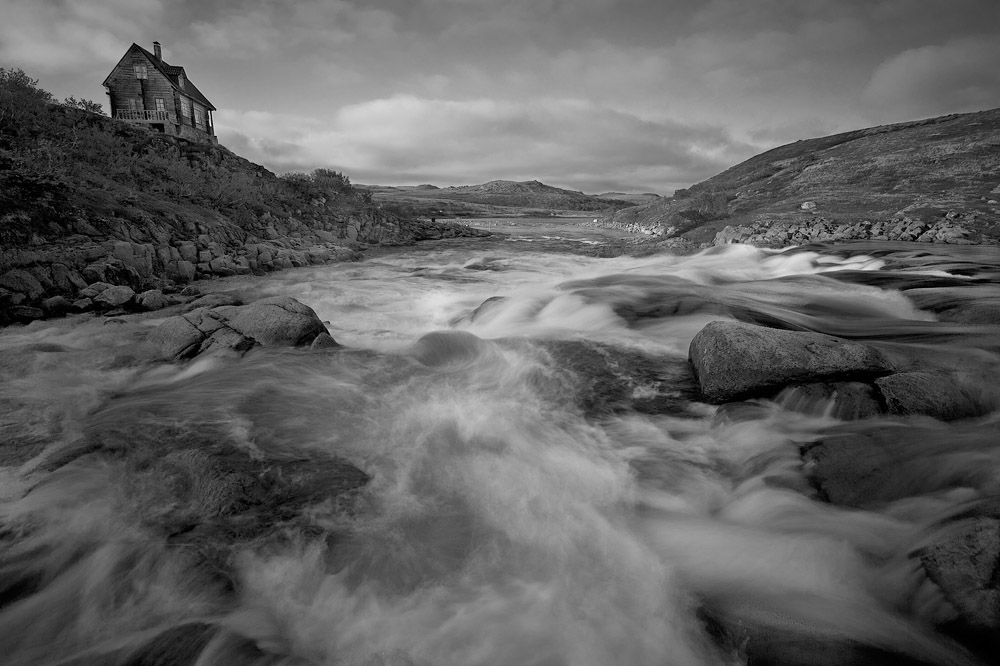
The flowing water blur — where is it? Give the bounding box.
[1,224,998,666]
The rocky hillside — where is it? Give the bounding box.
[0,68,482,324]
[603,108,1000,247]
[362,179,637,218]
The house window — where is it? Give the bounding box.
[194,106,205,129]
[154,99,165,112]
[127,98,140,111]
[180,98,191,118]
[133,64,147,79]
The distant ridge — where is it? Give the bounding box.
[604,107,1000,245]
[360,179,639,217]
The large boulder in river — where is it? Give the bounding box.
[148,295,331,360]
[688,321,893,402]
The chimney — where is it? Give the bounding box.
[153,41,162,61]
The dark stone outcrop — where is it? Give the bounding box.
[919,518,1000,633]
[875,372,987,421]
[802,422,998,509]
[147,296,331,360]
[688,321,893,402]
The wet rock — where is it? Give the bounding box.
[216,296,328,347]
[919,518,1000,632]
[147,316,211,359]
[79,281,113,298]
[148,296,327,360]
[803,422,999,509]
[875,372,986,421]
[93,285,136,308]
[407,330,492,368]
[688,321,893,403]
[0,269,45,300]
[309,332,340,350]
[774,381,883,420]
[41,295,72,316]
[182,292,243,312]
[71,297,94,312]
[8,305,44,323]
[135,289,172,312]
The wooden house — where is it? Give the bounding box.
[103,42,217,143]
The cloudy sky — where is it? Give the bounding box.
[3,0,999,193]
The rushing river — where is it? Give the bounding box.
[1,222,998,666]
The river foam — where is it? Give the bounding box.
[1,240,997,665]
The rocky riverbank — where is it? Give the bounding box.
[714,210,994,247]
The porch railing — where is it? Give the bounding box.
[115,109,172,122]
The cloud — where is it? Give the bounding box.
[863,36,1000,117]
[216,95,753,193]
[187,0,398,57]
[0,0,164,71]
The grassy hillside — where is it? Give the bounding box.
[0,67,468,323]
[360,180,637,218]
[606,108,1000,245]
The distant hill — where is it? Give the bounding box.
[604,108,1000,246]
[596,192,662,205]
[360,180,638,218]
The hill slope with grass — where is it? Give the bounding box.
[360,180,637,218]
[604,108,1000,248]
[0,67,479,323]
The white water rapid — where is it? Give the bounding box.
[1,229,998,666]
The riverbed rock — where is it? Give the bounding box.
[182,292,243,312]
[802,422,998,509]
[41,295,72,316]
[214,296,328,346]
[919,518,1000,632]
[135,289,172,312]
[93,285,136,309]
[875,372,986,421]
[309,332,340,350]
[688,321,893,402]
[147,295,329,360]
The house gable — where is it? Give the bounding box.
[103,42,217,144]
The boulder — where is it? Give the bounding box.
[41,295,72,316]
[803,422,998,509]
[148,296,328,360]
[182,292,243,312]
[93,285,136,308]
[219,296,328,346]
[875,372,986,421]
[135,289,172,312]
[688,321,893,402]
[79,281,113,298]
[920,518,1000,632]
[309,332,340,350]
[0,269,45,300]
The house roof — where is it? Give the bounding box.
[102,43,217,111]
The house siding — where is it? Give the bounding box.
[105,46,217,144]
